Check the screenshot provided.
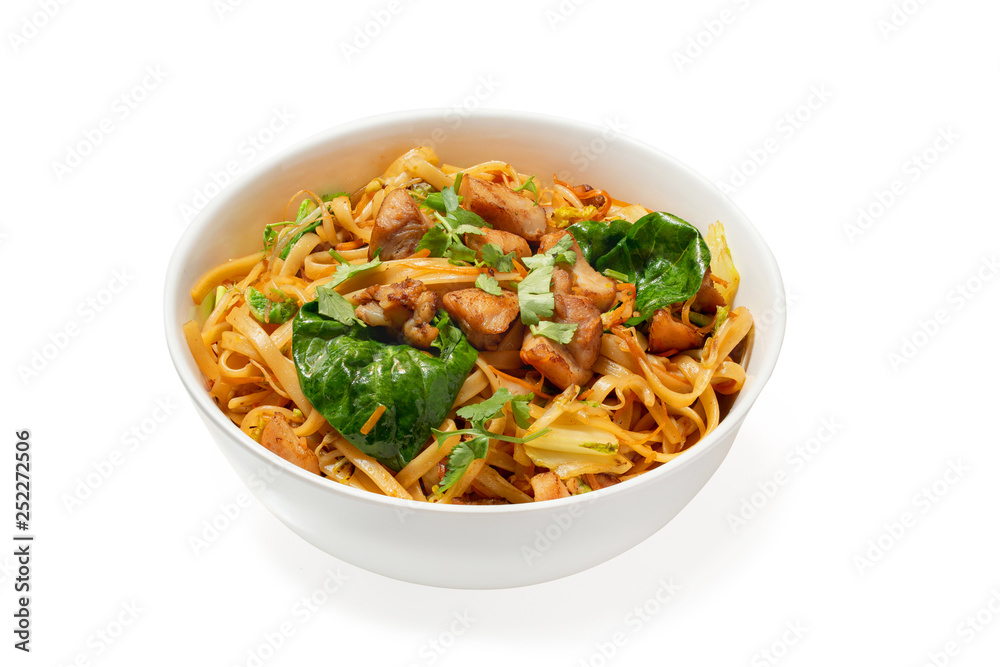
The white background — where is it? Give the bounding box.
[4,0,1000,665]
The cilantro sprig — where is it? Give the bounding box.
[517,235,578,325]
[415,173,491,264]
[434,389,544,492]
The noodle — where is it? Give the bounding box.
[184,147,754,504]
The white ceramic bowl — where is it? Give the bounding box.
[164,110,785,588]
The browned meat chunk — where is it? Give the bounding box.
[530,471,570,501]
[459,176,547,243]
[355,278,439,348]
[464,227,531,261]
[520,294,602,389]
[692,269,726,314]
[368,188,432,261]
[648,309,704,353]
[261,413,321,474]
[442,288,520,351]
[538,231,616,312]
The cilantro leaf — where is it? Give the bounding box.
[328,256,382,288]
[315,285,359,325]
[475,273,502,296]
[415,224,451,256]
[510,395,533,429]
[517,264,555,325]
[544,234,577,265]
[438,435,489,493]
[457,388,517,423]
[529,321,578,344]
[480,243,515,273]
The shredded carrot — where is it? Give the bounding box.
[489,366,553,399]
[334,239,365,251]
[512,260,528,278]
[409,248,431,259]
[710,273,729,286]
[359,404,386,435]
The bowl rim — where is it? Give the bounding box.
[163,107,786,515]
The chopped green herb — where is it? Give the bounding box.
[416,173,490,265]
[517,263,554,325]
[513,175,540,205]
[475,273,502,296]
[328,256,381,288]
[529,321,578,344]
[480,243,516,273]
[315,285,359,325]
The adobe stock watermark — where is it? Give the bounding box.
[178,107,295,224]
[188,462,282,556]
[727,417,843,533]
[212,0,250,20]
[886,254,997,372]
[843,126,958,244]
[61,398,179,514]
[16,268,135,385]
[415,74,502,153]
[233,569,350,667]
[7,0,72,53]
[543,0,592,30]
[716,85,833,196]
[521,492,605,566]
[405,611,477,667]
[55,601,144,667]
[750,620,808,667]
[554,116,629,182]
[877,0,932,40]
[576,578,682,667]
[916,588,1000,667]
[51,65,168,182]
[672,0,755,73]
[853,459,969,575]
[339,0,414,63]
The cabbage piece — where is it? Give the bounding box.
[523,386,633,479]
[706,222,740,308]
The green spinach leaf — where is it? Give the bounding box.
[293,304,478,470]
[569,212,710,324]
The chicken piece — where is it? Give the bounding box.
[260,413,321,475]
[530,471,570,502]
[648,308,704,354]
[442,288,520,351]
[692,269,726,314]
[459,175,547,242]
[355,278,439,348]
[464,227,531,261]
[368,188,432,261]
[551,268,573,296]
[538,231,616,312]
[520,294,602,389]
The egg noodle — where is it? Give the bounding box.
[184,147,753,504]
